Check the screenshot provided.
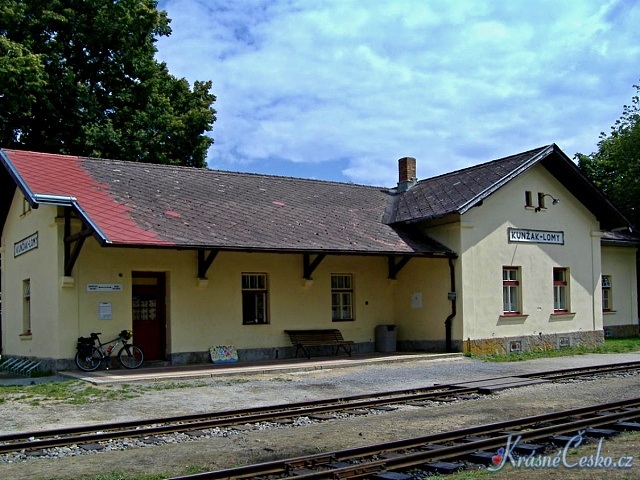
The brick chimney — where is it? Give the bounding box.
[397,156,417,192]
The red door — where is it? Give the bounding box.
[132,272,166,361]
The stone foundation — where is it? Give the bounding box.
[603,324,640,338]
[169,342,375,365]
[397,340,463,353]
[0,355,75,375]
[462,330,605,355]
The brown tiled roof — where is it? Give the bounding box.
[2,144,630,253]
[0,149,453,256]
[601,230,640,246]
[387,144,631,231]
[387,145,552,223]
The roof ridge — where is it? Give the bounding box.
[416,144,552,185]
[0,148,387,191]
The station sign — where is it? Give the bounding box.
[508,228,564,245]
[14,232,38,257]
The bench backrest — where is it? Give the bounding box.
[285,329,346,343]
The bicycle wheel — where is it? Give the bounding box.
[118,344,144,369]
[75,347,102,371]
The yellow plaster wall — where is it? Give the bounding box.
[0,192,61,358]
[392,257,453,341]
[601,246,638,328]
[421,222,465,342]
[66,243,402,356]
[451,164,602,340]
[2,162,628,361]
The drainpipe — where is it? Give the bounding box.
[445,256,457,353]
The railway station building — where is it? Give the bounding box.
[0,144,638,371]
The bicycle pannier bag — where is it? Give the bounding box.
[76,337,94,356]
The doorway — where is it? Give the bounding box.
[132,272,167,361]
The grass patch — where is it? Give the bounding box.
[474,337,640,362]
[0,376,251,406]
[46,465,208,480]
[137,380,208,391]
[0,380,141,406]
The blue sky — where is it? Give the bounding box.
[155,0,640,186]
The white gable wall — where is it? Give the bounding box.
[426,164,607,353]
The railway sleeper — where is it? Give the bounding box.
[548,434,578,446]
[612,421,640,431]
[511,442,546,456]
[419,460,466,474]
[26,449,49,457]
[371,471,413,480]
[79,442,103,451]
[464,450,497,465]
[583,427,620,439]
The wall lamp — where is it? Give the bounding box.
[535,193,560,212]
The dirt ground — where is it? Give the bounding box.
[1,355,639,479]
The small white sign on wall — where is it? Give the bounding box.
[87,284,123,292]
[98,302,113,320]
[411,292,423,309]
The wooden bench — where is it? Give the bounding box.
[285,329,354,359]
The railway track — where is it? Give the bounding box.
[1,360,639,456]
[166,397,640,479]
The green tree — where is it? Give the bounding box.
[577,83,640,227]
[0,0,216,167]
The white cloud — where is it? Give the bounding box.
[157,0,640,186]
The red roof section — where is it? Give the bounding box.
[2,149,173,245]
[0,149,454,255]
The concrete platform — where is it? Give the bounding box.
[60,352,464,384]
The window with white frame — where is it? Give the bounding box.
[553,267,569,312]
[331,274,354,321]
[602,275,613,311]
[241,273,268,324]
[502,267,521,314]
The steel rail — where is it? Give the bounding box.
[1,361,638,455]
[0,383,461,443]
[521,360,640,380]
[166,397,640,480]
[0,384,478,453]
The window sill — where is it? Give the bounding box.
[332,318,355,322]
[19,333,33,340]
[603,310,617,315]
[499,313,528,322]
[550,312,576,320]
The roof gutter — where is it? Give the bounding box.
[35,194,110,246]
